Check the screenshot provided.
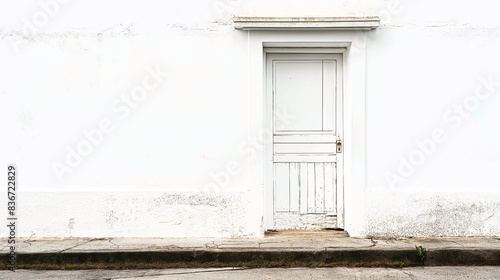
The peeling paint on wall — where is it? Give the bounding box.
[366,192,500,237]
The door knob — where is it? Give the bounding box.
[336,139,342,153]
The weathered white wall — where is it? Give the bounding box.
[1,0,499,238]
[364,1,500,236]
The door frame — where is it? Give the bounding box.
[264,50,345,230]
[245,32,368,236]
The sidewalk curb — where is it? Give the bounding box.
[3,248,500,269]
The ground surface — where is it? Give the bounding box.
[2,233,500,269]
[2,267,500,280]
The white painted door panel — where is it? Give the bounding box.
[274,62,323,131]
[322,62,336,132]
[267,53,343,230]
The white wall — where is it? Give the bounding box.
[1,0,499,238]
[364,0,500,236]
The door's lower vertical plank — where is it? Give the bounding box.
[299,163,308,214]
[315,163,325,213]
[289,163,299,212]
[324,162,335,213]
[307,163,315,213]
[333,162,337,213]
[275,163,290,212]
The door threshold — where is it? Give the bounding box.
[265,229,349,237]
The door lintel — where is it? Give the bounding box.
[234,16,380,31]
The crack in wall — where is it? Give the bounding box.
[0,21,234,43]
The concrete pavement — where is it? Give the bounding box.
[2,267,500,279]
[1,231,500,269]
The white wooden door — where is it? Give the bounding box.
[266,53,343,230]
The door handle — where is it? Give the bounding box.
[336,139,342,153]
